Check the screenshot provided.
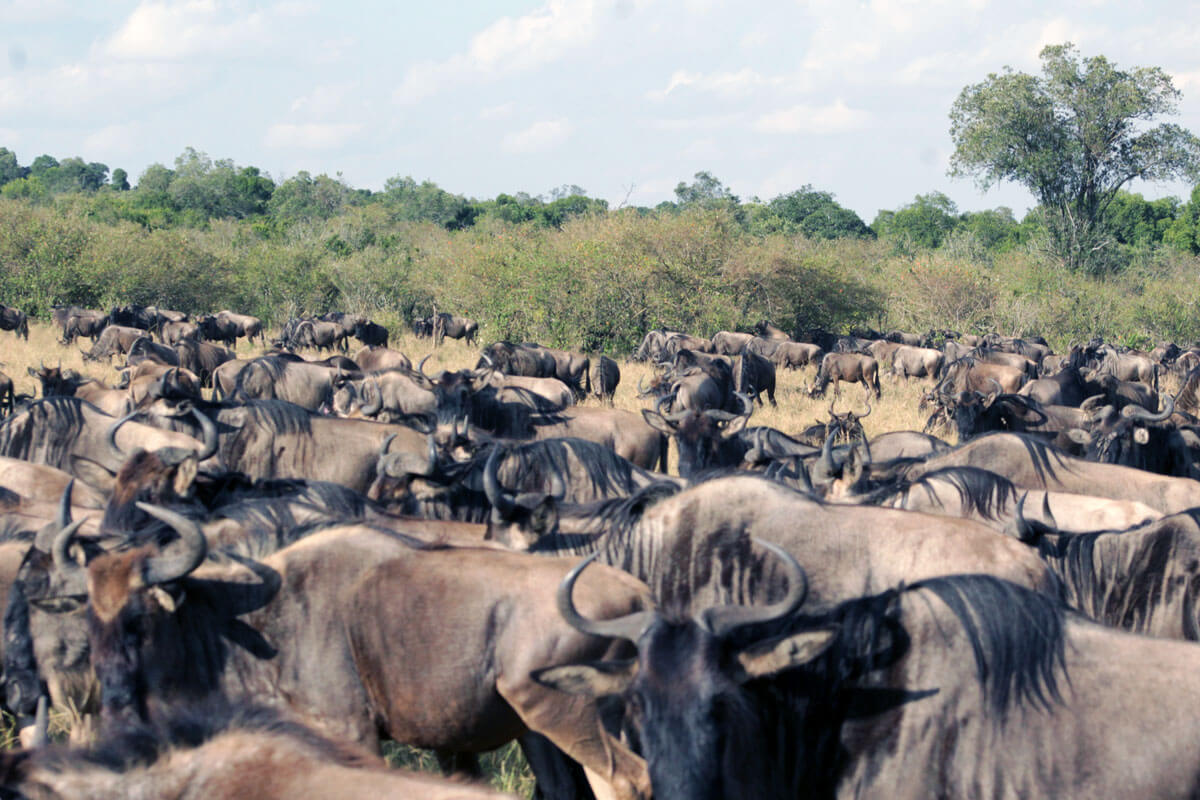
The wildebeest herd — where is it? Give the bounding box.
[7,305,1200,798]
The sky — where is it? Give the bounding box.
[3,0,1200,222]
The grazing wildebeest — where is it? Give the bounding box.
[79,326,146,363]
[541,568,1200,800]
[808,353,881,399]
[125,336,180,368]
[0,304,29,340]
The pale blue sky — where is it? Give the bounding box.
[4,0,1199,220]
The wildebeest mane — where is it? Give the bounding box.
[528,480,683,556]
[237,399,314,437]
[884,466,1019,521]
[0,396,91,468]
[909,575,1066,713]
[1035,512,1200,638]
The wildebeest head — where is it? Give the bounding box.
[641,393,752,477]
[55,503,208,724]
[26,364,83,397]
[1068,395,1185,474]
[534,541,831,800]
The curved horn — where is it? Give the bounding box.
[30,695,48,749]
[857,399,872,419]
[107,412,139,457]
[359,379,383,417]
[57,479,74,530]
[702,539,810,637]
[134,503,208,585]
[827,399,837,418]
[417,354,433,380]
[637,375,652,396]
[483,445,517,519]
[50,517,90,596]
[1122,393,1174,423]
[557,553,658,641]
[191,407,218,461]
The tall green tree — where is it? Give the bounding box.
[768,186,873,239]
[872,191,960,248]
[949,43,1200,273]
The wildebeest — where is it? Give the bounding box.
[710,330,755,355]
[808,353,881,399]
[231,355,355,412]
[0,304,29,340]
[0,703,518,799]
[197,310,264,347]
[736,349,776,406]
[80,326,146,363]
[891,344,944,379]
[590,355,620,405]
[0,396,216,490]
[53,306,109,345]
[902,432,1200,514]
[40,512,653,798]
[542,569,1200,800]
[354,345,410,372]
[125,336,180,368]
[158,319,200,346]
[641,394,754,478]
[0,370,13,417]
[174,338,235,388]
[429,312,479,346]
[769,341,822,369]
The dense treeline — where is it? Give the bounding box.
[2,145,1200,353]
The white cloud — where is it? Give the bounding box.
[646,67,796,100]
[395,0,613,103]
[501,119,572,154]
[0,60,193,117]
[754,100,871,134]
[264,122,362,149]
[290,82,357,117]
[102,1,274,61]
[83,122,143,157]
[479,103,515,121]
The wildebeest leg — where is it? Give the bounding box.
[434,749,483,778]
[497,681,649,800]
[520,732,598,800]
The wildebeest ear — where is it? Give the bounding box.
[148,585,184,613]
[531,660,637,697]
[172,455,199,497]
[641,409,675,436]
[733,629,836,683]
[1133,427,1151,445]
[25,366,38,378]
[527,496,558,538]
[69,456,116,493]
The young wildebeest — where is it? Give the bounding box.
[541,567,1200,800]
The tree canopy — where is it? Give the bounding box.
[949,43,1200,272]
